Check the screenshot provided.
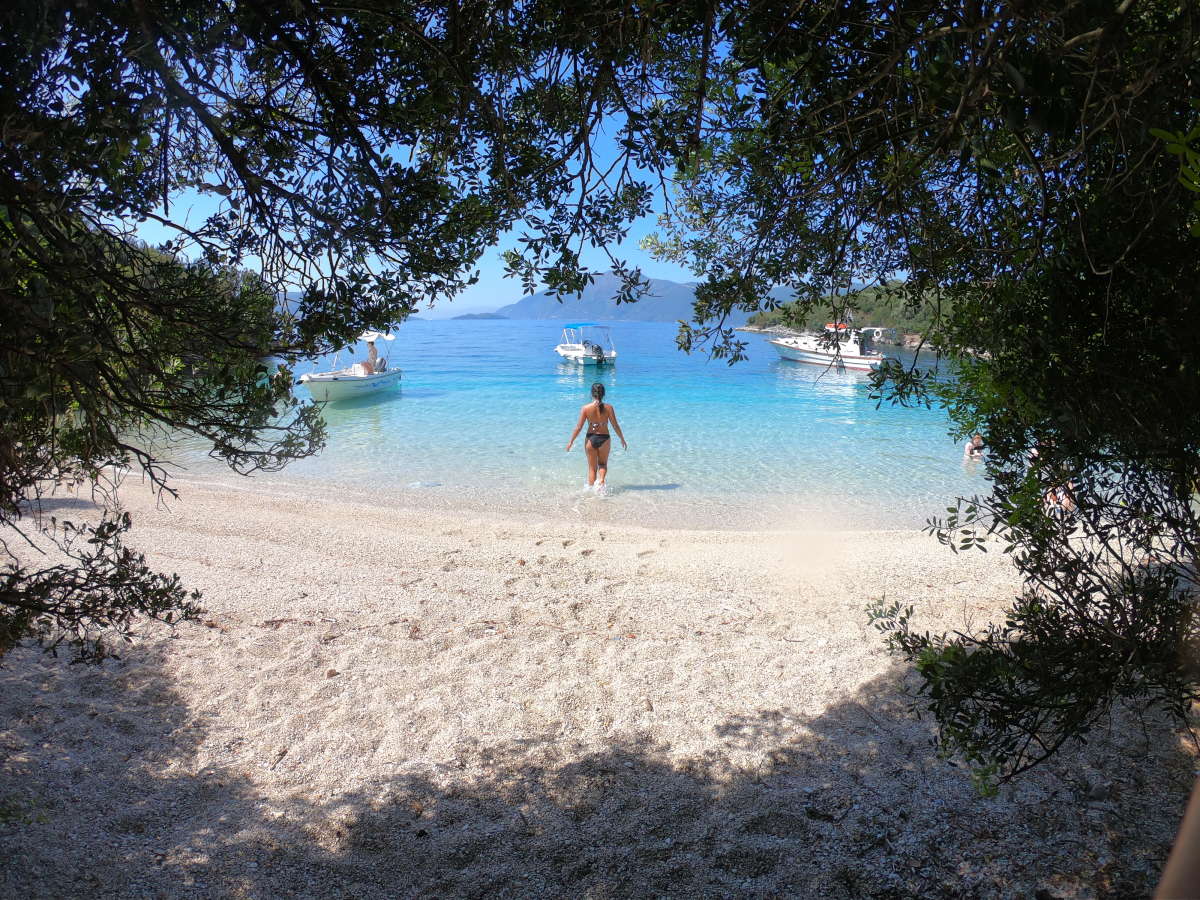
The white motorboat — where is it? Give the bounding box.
[554,323,617,365]
[768,323,885,372]
[298,330,402,402]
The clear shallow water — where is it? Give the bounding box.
[167,321,987,529]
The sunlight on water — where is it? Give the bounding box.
[166,321,987,529]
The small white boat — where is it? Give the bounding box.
[768,323,885,372]
[299,331,402,402]
[554,323,617,365]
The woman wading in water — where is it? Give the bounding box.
[565,382,627,493]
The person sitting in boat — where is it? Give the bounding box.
[963,434,985,460]
[352,339,378,376]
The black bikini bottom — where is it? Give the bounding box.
[587,434,610,449]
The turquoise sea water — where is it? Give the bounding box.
[168,320,987,529]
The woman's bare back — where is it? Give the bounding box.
[582,400,614,433]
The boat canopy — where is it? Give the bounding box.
[359,330,396,342]
[562,322,607,329]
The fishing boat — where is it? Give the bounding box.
[768,323,885,372]
[298,331,402,402]
[554,323,617,365]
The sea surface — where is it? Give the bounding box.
[165,320,988,530]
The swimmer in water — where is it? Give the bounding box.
[565,382,628,492]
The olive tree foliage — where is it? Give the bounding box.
[633,1,1200,782]
[0,0,717,660]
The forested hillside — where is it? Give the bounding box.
[748,283,943,334]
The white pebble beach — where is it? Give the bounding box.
[1,482,1194,898]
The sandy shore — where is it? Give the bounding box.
[1,483,1194,898]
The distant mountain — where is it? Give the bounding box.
[493,273,772,324]
[451,312,508,320]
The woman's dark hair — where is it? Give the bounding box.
[591,382,605,413]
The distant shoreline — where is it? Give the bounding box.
[736,323,800,335]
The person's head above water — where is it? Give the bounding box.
[591,382,605,412]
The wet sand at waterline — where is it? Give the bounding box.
[1,483,1194,898]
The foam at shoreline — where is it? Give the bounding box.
[162,468,949,533]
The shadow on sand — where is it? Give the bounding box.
[17,495,113,518]
[0,644,1193,899]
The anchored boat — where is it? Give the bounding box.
[768,323,885,372]
[298,330,402,402]
[554,323,617,365]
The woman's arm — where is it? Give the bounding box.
[609,407,628,450]
[1157,776,1200,898]
[565,407,587,451]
